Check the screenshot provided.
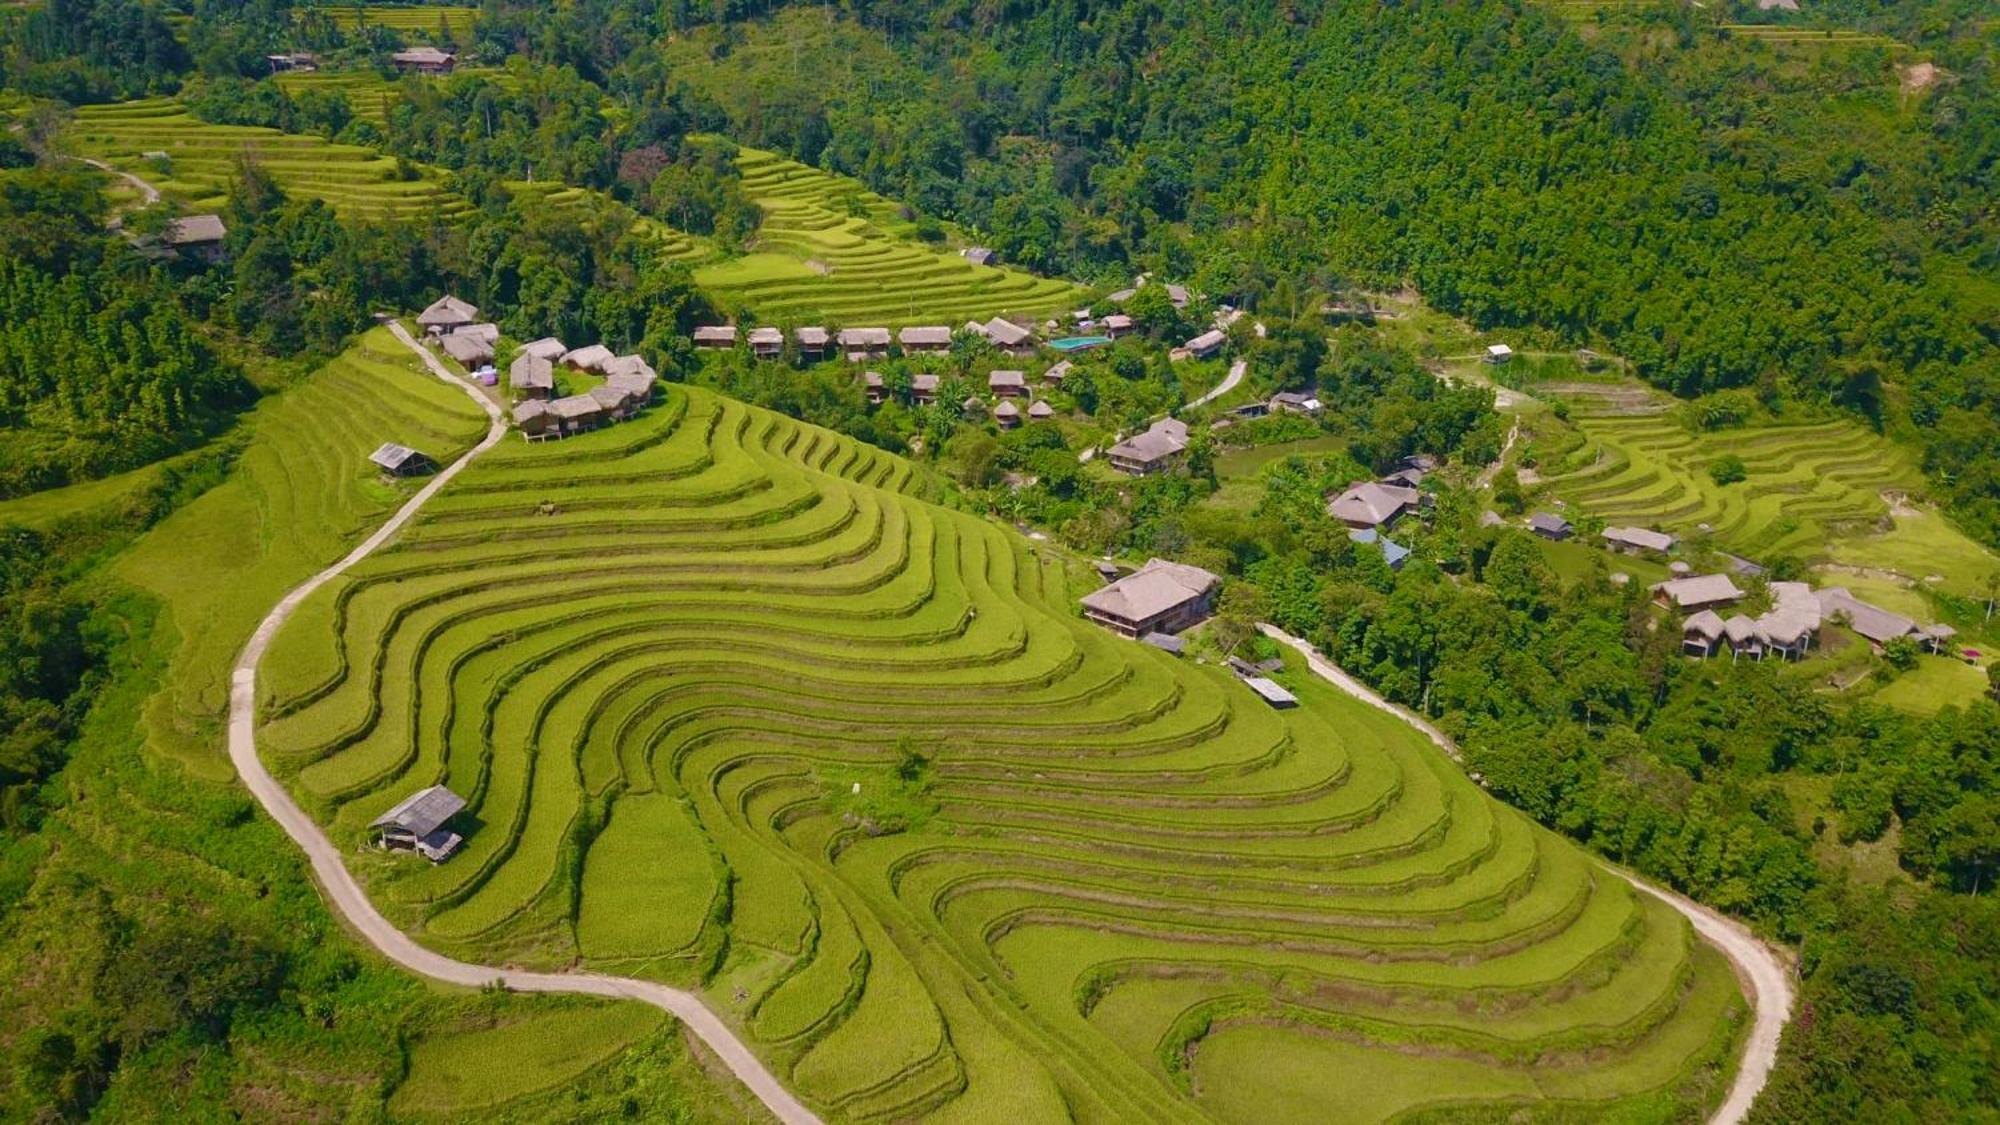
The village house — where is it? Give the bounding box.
[391,46,457,75]
[440,331,494,367]
[510,354,554,399]
[1080,558,1220,638]
[163,213,228,262]
[1683,610,1725,657]
[1379,466,1427,490]
[265,52,316,73]
[562,344,615,372]
[1528,512,1572,541]
[547,393,604,435]
[605,368,656,411]
[1028,400,1054,421]
[513,399,555,441]
[961,396,985,419]
[899,325,953,354]
[993,400,1021,429]
[839,327,892,361]
[1044,360,1073,386]
[518,337,567,363]
[1816,587,1930,651]
[1486,343,1514,364]
[369,442,434,477]
[1328,481,1419,530]
[1103,313,1135,338]
[588,384,637,421]
[796,326,831,362]
[911,373,939,404]
[983,318,1036,356]
[1184,329,1227,359]
[417,294,478,336]
[1602,526,1677,555]
[1107,418,1191,475]
[988,369,1028,398]
[1164,283,1191,308]
[693,325,737,349]
[604,354,657,383]
[863,370,885,404]
[1270,391,1322,415]
[1349,527,1411,570]
[370,785,466,861]
[748,326,784,360]
[1651,574,1745,613]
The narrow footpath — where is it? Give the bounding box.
[227,321,822,1125]
[1259,624,1794,1125]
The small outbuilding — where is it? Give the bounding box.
[1028,400,1054,421]
[1485,343,1514,364]
[369,442,434,477]
[1184,329,1227,359]
[1242,676,1299,709]
[370,785,466,861]
[1602,526,1677,556]
[993,400,1021,429]
[961,247,997,266]
[1528,513,1572,541]
[518,337,568,362]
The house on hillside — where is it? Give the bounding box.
[1683,611,1725,657]
[863,371,885,405]
[562,344,615,372]
[1271,391,1322,415]
[518,336,567,362]
[1651,574,1745,613]
[391,46,457,75]
[163,214,229,262]
[369,443,434,477]
[988,370,1028,398]
[796,326,831,362]
[440,332,494,367]
[1028,400,1054,421]
[1816,587,1924,650]
[693,325,737,349]
[370,785,466,861]
[1164,284,1191,308]
[1602,526,1677,556]
[510,355,554,399]
[1107,418,1190,475]
[1528,513,1572,541]
[548,393,604,435]
[839,327,892,361]
[1349,527,1411,570]
[418,295,478,336]
[1080,558,1220,638]
[899,326,952,354]
[1043,360,1073,386]
[983,318,1035,356]
[1184,329,1226,359]
[265,52,316,73]
[748,326,784,359]
[1328,481,1419,530]
[911,373,939,404]
[993,400,1021,429]
[1486,343,1514,364]
[513,399,555,441]
[1103,313,1135,337]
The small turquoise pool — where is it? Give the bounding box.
[1049,335,1112,352]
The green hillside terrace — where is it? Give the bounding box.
[252,382,1748,1122]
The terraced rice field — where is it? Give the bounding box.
[272,69,402,125]
[1541,386,1929,561]
[68,99,468,220]
[255,384,1746,1121]
[695,146,1084,326]
[311,4,478,34]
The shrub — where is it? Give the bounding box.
[1707,454,1747,485]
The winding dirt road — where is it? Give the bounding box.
[227,321,821,1125]
[1259,625,1793,1125]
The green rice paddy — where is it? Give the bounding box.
[251,382,1746,1121]
[69,98,469,220]
[310,4,478,35]
[695,145,1085,326]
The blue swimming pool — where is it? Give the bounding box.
[1048,335,1113,352]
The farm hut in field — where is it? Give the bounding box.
[839,327,892,361]
[1103,313,1135,337]
[693,325,737,349]
[1528,513,1572,541]
[417,295,478,336]
[1184,329,1226,359]
[1080,558,1220,638]
[1271,391,1322,415]
[509,355,554,399]
[910,373,940,404]
[513,399,555,441]
[863,370,885,404]
[1651,574,1745,613]
[1044,360,1074,386]
[1243,677,1299,709]
[1485,343,1514,364]
[1107,418,1191,476]
[518,337,567,362]
[984,318,1036,355]
[1028,400,1054,421]
[748,326,784,359]
[993,400,1021,429]
[1328,481,1419,530]
[548,394,604,435]
[1141,632,1184,656]
[796,326,831,361]
[899,325,953,354]
[369,442,433,477]
[1602,526,1677,556]
[1683,610,1725,657]
[561,344,615,372]
[163,213,228,262]
[370,785,466,861]
[989,370,1029,397]
[961,247,997,266]
[440,332,494,367]
[391,46,457,75]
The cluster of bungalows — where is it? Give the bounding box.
[417,296,504,373]
[1107,418,1191,475]
[510,342,657,441]
[1667,576,1957,662]
[1080,558,1220,640]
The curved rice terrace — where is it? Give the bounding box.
[68,98,470,220]
[694,146,1085,326]
[308,3,478,34]
[1541,388,1930,561]
[254,381,1746,1122]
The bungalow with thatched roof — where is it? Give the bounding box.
[899,325,952,353]
[518,336,567,362]
[1028,400,1054,421]
[1184,329,1226,359]
[440,332,494,367]
[1103,313,1135,337]
[983,318,1035,355]
[748,326,784,359]
[1651,574,1745,613]
[863,370,885,404]
[796,326,831,361]
[391,46,456,74]
[513,399,555,441]
[417,295,478,336]
[509,354,554,399]
[1528,513,1572,541]
[910,373,940,404]
[1328,481,1419,530]
[1107,418,1190,476]
[838,327,891,361]
[988,369,1028,397]
[548,393,604,435]
[693,325,737,349]
[993,400,1021,429]
[1602,526,1677,555]
[562,344,615,372]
